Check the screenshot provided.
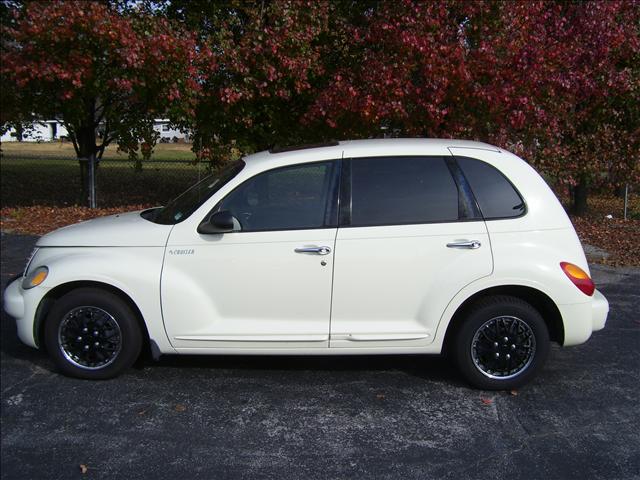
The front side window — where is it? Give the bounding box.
[456,156,526,219]
[216,161,339,232]
[348,156,459,226]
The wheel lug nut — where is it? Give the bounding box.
[83,327,88,333]
[94,342,99,347]
[506,354,511,360]
[493,342,499,348]
[83,345,90,351]
[495,352,500,358]
[503,337,509,342]
[77,336,82,341]
[511,344,516,350]
[93,331,99,336]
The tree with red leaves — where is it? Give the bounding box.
[466,0,640,215]
[1,0,206,203]
[306,1,473,138]
[163,0,333,164]
[2,0,637,213]
[304,0,639,214]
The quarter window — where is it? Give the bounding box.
[349,156,459,226]
[456,156,526,219]
[217,161,338,231]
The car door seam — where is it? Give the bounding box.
[328,227,339,348]
[159,224,177,350]
[328,151,345,348]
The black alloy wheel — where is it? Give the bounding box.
[44,288,143,379]
[453,295,550,390]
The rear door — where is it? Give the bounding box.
[330,156,493,348]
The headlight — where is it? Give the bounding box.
[22,266,48,289]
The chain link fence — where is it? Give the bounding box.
[2,153,638,221]
[0,154,215,208]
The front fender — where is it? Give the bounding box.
[33,247,175,353]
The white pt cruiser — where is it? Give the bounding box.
[3,139,609,389]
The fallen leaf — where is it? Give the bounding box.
[138,409,147,415]
[480,397,493,405]
[0,205,151,237]
[174,403,186,412]
[79,464,88,474]
[510,390,518,396]
[3,195,637,266]
[376,393,385,400]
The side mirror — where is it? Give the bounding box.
[197,210,238,234]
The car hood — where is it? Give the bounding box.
[37,210,172,247]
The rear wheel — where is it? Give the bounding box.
[44,288,142,379]
[453,296,550,390]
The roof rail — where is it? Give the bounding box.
[269,141,339,154]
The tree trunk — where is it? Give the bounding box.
[572,175,589,216]
[76,126,99,206]
[75,100,99,206]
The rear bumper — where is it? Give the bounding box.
[591,289,608,332]
[559,288,609,346]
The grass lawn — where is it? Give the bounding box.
[1,141,196,161]
[0,155,208,207]
[2,141,638,266]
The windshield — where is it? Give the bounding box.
[149,160,245,225]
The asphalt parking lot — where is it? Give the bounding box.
[1,232,639,480]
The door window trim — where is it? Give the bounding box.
[200,159,342,233]
[453,156,528,221]
[338,155,484,228]
[445,157,483,220]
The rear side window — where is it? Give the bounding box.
[349,156,459,226]
[456,156,525,219]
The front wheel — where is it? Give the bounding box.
[44,288,143,379]
[453,296,550,390]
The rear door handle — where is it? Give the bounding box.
[446,240,481,249]
[295,246,332,255]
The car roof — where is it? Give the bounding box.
[243,138,501,167]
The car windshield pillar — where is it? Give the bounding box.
[150,161,245,225]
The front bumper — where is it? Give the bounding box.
[3,276,24,318]
[3,277,40,348]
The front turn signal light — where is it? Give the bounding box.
[22,266,49,290]
[560,262,595,296]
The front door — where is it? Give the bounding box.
[330,156,493,348]
[161,160,340,350]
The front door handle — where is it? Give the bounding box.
[295,246,332,255]
[446,240,482,249]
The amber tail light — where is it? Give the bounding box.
[560,262,595,296]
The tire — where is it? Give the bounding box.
[43,288,143,380]
[453,295,550,390]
